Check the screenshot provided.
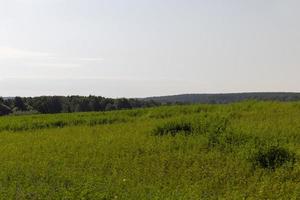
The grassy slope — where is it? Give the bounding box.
[0,101,299,199]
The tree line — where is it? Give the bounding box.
[0,96,160,116]
[145,92,300,104]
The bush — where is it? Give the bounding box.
[252,146,296,170]
[152,121,193,136]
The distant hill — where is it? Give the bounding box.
[143,92,300,104]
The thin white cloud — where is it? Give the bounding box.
[0,47,52,60]
[77,57,104,62]
[0,46,104,73]
[0,47,103,62]
[30,63,82,68]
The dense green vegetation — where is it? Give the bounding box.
[3,93,300,116]
[0,101,299,199]
[0,96,160,116]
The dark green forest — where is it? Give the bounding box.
[0,96,160,116]
[2,92,300,116]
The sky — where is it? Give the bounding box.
[0,0,300,98]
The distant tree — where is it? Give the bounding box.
[14,97,27,111]
[114,98,132,110]
[49,97,63,113]
[3,98,14,108]
[77,98,90,112]
[105,103,116,111]
[88,96,103,111]
[0,103,12,116]
[61,97,71,113]
[32,96,63,114]
[2,95,161,115]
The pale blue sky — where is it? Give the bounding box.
[0,0,299,97]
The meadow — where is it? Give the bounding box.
[0,101,299,199]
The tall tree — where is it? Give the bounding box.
[0,104,12,116]
[14,97,27,111]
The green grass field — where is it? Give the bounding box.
[0,101,300,199]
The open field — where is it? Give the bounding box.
[0,101,300,199]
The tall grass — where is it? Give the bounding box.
[0,101,299,199]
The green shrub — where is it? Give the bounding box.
[252,146,296,170]
[152,121,193,136]
[204,114,231,148]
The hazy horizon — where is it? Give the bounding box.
[1,0,300,98]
